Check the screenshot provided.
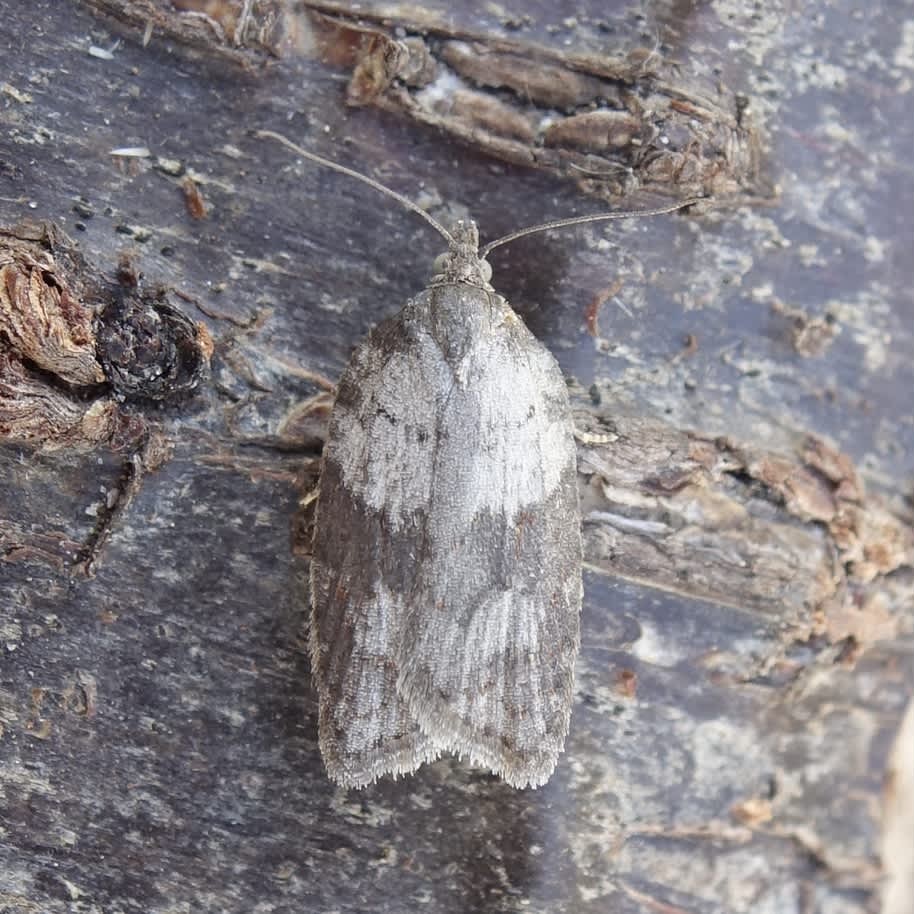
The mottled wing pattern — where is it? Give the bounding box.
[310,300,448,787]
[311,282,581,788]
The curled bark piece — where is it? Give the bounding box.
[304,5,769,203]
[0,351,119,451]
[0,229,105,386]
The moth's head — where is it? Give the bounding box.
[431,220,493,289]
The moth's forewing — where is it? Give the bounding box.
[394,284,582,788]
[310,305,444,787]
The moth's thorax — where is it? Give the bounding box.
[430,220,494,291]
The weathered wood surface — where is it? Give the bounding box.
[1,1,912,913]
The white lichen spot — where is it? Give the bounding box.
[0,620,22,647]
[630,619,687,667]
[797,243,825,267]
[863,236,886,263]
[893,20,914,70]
[857,330,889,372]
[415,69,462,107]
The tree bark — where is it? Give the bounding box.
[1,2,911,913]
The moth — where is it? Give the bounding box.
[258,131,696,789]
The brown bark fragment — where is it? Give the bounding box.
[0,225,106,383]
[444,90,537,144]
[544,110,646,154]
[182,176,208,219]
[82,0,285,61]
[0,260,105,386]
[0,352,119,451]
[439,40,609,109]
[302,6,768,204]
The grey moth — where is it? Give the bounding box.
[311,219,582,789]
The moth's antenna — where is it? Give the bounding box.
[256,130,456,248]
[480,199,703,259]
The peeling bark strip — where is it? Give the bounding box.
[0,223,211,572]
[304,3,767,203]
[0,224,129,452]
[574,404,914,646]
[0,242,104,386]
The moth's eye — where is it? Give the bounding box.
[479,259,493,283]
[433,252,450,274]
